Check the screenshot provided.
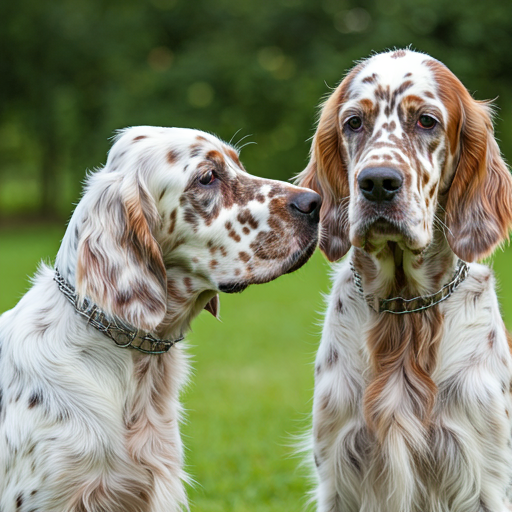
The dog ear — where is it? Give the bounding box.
[445,97,512,262]
[297,84,352,262]
[76,173,167,331]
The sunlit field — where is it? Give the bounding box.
[1,224,512,511]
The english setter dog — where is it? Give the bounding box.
[297,49,512,511]
[0,126,321,512]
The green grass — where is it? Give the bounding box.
[1,224,512,511]
[0,224,331,511]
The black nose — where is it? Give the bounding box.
[357,167,403,203]
[289,191,322,222]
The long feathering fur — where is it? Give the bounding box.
[364,308,443,443]
[428,60,512,262]
[296,82,354,262]
[300,50,512,512]
[76,172,167,332]
[0,126,320,512]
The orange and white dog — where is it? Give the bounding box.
[0,126,320,512]
[298,49,512,512]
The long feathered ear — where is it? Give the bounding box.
[445,97,512,262]
[76,173,167,331]
[296,82,352,262]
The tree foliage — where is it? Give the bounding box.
[1,0,512,216]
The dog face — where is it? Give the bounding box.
[148,129,320,293]
[337,51,453,253]
[63,127,320,333]
[298,49,512,262]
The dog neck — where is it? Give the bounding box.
[55,220,218,350]
[54,268,185,354]
[350,225,460,445]
[350,226,459,303]
[156,274,218,340]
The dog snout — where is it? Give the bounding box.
[358,167,403,203]
[288,190,322,222]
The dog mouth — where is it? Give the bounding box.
[352,216,420,250]
[284,237,317,274]
[218,236,318,294]
[368,218,404,237]
[218,282,249,294]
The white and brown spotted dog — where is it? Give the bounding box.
[297,49,512,511]
[0,126,320,512]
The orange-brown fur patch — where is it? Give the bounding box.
[362,73,378,84]
[228,230,241,243]
[238,251,250,263]
[168,209,177,234]
[391,50,407,59]
[189,143,203,158]
[237,209,259,229]
[226,148,242,167]
[167,150,179,165]
[225,221,241,242]
[364,306,443,441]
[427,59,512,261]
[206,150,226,168]
[123,189,166,282]
[183,277,194,295]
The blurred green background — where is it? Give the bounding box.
[2,0,512,509]
[2,0,512,218]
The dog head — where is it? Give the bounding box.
[58,127,320,334]
[298,49,512,263]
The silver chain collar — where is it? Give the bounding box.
[54,269,183,354]
[349,259,469,314]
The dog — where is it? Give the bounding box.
[0,126,321,512]
[297,49,512,511]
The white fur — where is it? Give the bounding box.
[301,50,512,512]
[0,126,319,511]
[312,258,512,512]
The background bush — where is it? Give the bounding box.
[2,0,512,218]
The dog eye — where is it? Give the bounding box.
[347,116,363,131]
[198,170,216,185]
[417,115,437,130]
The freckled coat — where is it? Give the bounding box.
[0,126,320,512]
[298,49,512,512]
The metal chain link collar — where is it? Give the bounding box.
[54,269,183,354]
[350,259,469,314]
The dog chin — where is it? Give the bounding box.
[283,237,318,274]
[352,218,424,252]
[218,237,318,294]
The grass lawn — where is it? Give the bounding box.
[1,224,512,511]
